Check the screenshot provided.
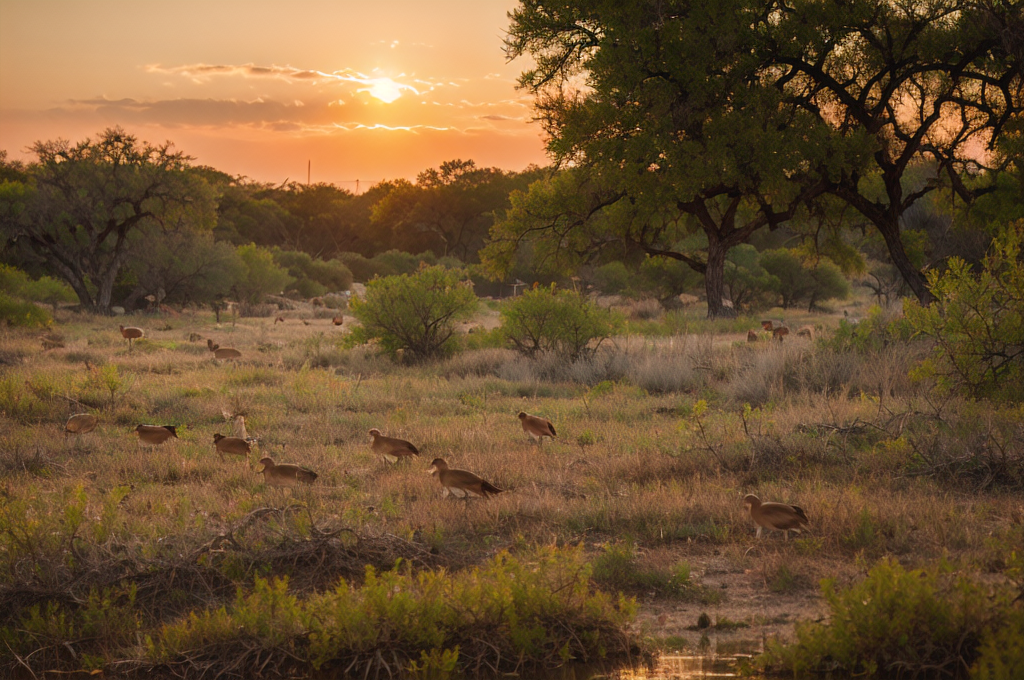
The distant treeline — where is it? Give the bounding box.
[0,135,545,314]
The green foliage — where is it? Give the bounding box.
[233,244,294,303]
[590,540,719,604]
[760,249,850,311]
[823,305,914,354]
[972,608,1024,680]
[0,127,216,312]
[0,291,52,327]
[349,265,477,360]
[592,261,632,295]
[724,245,778,311]
[273,249,353,297]
[500,286,620,360]
[637,253,704,301]
[148,547,638,675]
[756,558,1015,678]
[126,229,241,306]
[0,264,75,309]
[904,223,1024,401]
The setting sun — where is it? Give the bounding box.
[365,78,403,104]
[0,0,545,184]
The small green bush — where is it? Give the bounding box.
[233,244,294,303]
[349,265,477,361]
[501,286,620,360]
[0,264,75,309]
[904,222,1024,401]
[972,609,1024,680]
[0,291,52,327]
[756,558,1015,678]
[761,248,850,311]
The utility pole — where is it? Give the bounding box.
[355,179,360,194]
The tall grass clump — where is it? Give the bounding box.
[755,558,1016,679]
[146,546,639,677]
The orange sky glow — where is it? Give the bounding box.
[0,0,547,190]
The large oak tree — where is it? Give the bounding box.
[760,0,1023,304]
[488,0,833,317]
[0,127,214,313]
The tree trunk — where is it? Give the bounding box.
[875,218,936,305]
[704,238,733,319]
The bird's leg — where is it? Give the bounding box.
[756,526,763,539]
[784,530,789,541]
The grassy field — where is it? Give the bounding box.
[0,301,1021,677]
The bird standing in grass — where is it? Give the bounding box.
[207,339,242,359]
[257,456,317,487]
[744,494,809,540]
[427,458,503,499]
[65,413,98,443]
[369,428,419,464]
[135,424,178,446]
[213,433,251,461]
[119,325,143,349]
[518,411,556,444]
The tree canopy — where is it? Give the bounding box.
[488,0,1023,315]
[489,0,834,317]
[0,127,215,313]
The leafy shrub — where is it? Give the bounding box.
[904,222,1024,401]
[972,609,1024,680]
[0,291,52,327]
[501,286,620,360]
[761,249,850,311]
[824,304,915,354]
[349,265,477,360]
[233,244,294,303]
[0,264,75,309]
[724,244,779,311]
[147,547,638,676]
[273,249,353,297]
[756,558,1015,678]
[592,261,631,295]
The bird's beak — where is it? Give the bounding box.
[426,466,436,475]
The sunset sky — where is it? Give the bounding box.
[0,0,548,189]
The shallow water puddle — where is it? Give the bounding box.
[616,653,745,679]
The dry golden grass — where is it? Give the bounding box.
[1,307,1021,671]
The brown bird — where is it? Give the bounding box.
[213,433,251,461]
[120,325,144,349]
[135,424,178,446]
[207,338,242,359]
[796,325,815,340]
[257,456,318,487]
[274,316,285,324]
[744,494,809,540]
[427,458,503,499]
[518,411,556,443]
[761,320,776,332]
[746,329,759,343]
[65,413,98,438]
[369,428,419,463]
[772,326,790,342]
[332,315,344,326]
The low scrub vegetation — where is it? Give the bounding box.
[145,547,638,678]
[754,557,1021,679]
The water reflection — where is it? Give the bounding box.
[537,639,760,680]
[618,653,744,679]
